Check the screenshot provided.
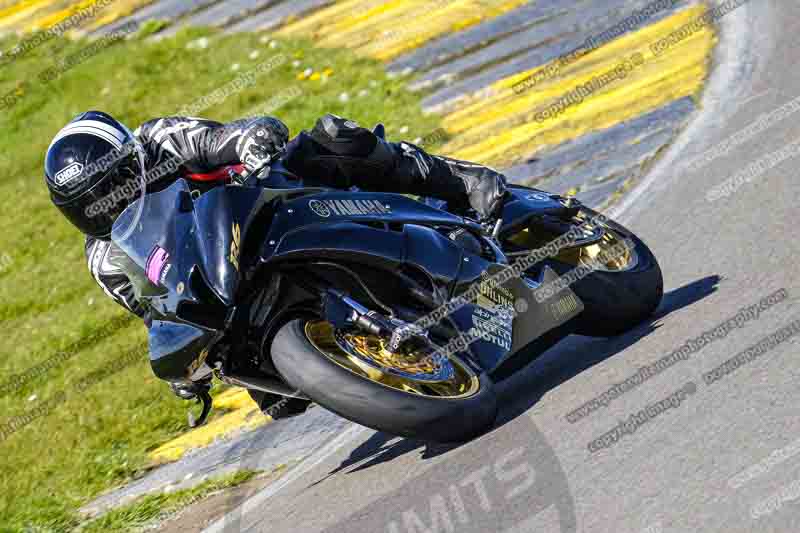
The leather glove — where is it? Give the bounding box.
[446,163,508,220]
[236,117,289,173]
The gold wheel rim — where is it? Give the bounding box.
[506,214,638,272]
[304,321,480,399]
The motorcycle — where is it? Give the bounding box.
[111,153,662,443]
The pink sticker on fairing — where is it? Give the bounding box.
[146,246,170,285]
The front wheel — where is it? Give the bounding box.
[505,206,663,337]
[270,319,498,442]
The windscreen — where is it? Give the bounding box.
[110,176,190,298]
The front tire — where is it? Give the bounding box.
[549,210,663,337]
[504,201,663,337]
[270,319,498,443]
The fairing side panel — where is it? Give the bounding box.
[191,185,270,304]
[264,222,466,289]
[260,192,473,291]
[266,222,406,268]
[261,191,467,260]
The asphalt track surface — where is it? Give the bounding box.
[203,2,800,531]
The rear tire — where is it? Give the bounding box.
[270,319,498,443]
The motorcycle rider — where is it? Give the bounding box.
[44,110,507,417]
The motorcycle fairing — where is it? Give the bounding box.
[264,221,469,288]
[113,180,280,313]
[113,180,278,381]
[262,191,471,254]
[261,190,584,373]
[113,181,584,380]
[260,190,484,288]
[148,320,217,382]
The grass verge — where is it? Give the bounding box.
[80,469,260,532]
[0,24,441,532]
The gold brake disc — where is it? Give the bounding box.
[506,212,638,272]
[304,321,480,398]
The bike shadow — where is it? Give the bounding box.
[306,275,721,486]
[493,274,721,426]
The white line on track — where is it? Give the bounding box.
[203,424,368,533]
[608,0,762,224]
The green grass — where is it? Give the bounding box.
[80,469,260,532]
[0,25,441,532]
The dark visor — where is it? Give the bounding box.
[53,152,142,239]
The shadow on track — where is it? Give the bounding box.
[495,274,721,424]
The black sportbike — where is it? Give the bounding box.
[111,158,662,443]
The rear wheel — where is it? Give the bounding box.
[505,206,663,337]
[270,319,498,442]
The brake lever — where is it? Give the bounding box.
[233,163,269,186]
[227,167,247,186]
[232,148,286,186]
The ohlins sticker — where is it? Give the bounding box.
[146,245,170,285]
[473,273,515,350]
[477,273,514,311]
[309,199,390,218]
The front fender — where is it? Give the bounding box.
[498,186,569,239]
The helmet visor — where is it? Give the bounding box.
[54,145,146,239]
